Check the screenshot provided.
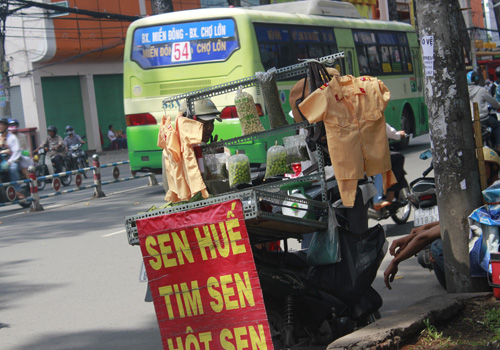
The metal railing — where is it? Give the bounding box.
[0,154,158,211]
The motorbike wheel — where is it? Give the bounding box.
[266,309,287,350]
[35,166,46,191]
[60,165,72,187]
[18,186,31,209]
[390,187,412,225]
[78,159,88,179]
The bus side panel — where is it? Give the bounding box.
[127,125,162,172]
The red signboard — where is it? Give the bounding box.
[137,200,273,350]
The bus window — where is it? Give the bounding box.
[354,29,414,76]
[255,24,338,71]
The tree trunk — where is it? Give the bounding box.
[151,0,174,14]
[415,0,489,293]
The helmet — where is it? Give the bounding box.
[194,99,220,116]
[495,66,500,78]
[194,99,221,122]
[484,148,500,167]
[467,71,479,85]
[47,125,57,133]
[0,117,8,125]
[65,125,74,135]
[8,118,19,127]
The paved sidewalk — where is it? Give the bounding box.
[328,292,492,350]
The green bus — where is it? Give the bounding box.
[123,0,427,175]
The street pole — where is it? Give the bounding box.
[0,0,11,118]
[415,0,489,293]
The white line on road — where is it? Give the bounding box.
[102,230,125,237]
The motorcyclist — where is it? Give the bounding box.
[35,126,66,173]
[0,117,24,199]
[8,119,33,179]
[491,66,500,103]
[63,125,85,149]
[468,70,500,151]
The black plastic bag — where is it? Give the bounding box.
[308,224,387,305]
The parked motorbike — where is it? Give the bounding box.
[34,147,72,190]
[407,150,438,226]
[65,141,88,178]
[0,153,31,208]
[367,180,412,225]
[254,176,386,348]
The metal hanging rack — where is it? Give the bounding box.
[162,52,344,114]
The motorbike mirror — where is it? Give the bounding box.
[419,150,432,160]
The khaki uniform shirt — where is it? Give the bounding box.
[158,115,209,202]
[299,75,396,206]
[158,114,187,202]
[176,117,209,200]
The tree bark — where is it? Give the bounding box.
[415,0,489,293]
[151,0,174,14]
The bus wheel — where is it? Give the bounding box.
[399,107,414,149]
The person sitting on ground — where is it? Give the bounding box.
[0,117,24,199]
[34,126,66,174]
[383,148,500,291]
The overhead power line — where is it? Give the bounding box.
[9,0,141,22]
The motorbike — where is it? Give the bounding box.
[65,141,89,179]
[0,153,31,208]
[251,174,386,348]
[34,147,72,191]
[367,179,412,225]
[407,150,438,227]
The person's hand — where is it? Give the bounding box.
[397,130,407,138]
[389,235,413,257]
[384,260,399,290]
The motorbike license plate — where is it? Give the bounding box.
[139,261,148,282]
[414,206,439,227]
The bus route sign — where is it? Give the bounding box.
[132,19,240,68]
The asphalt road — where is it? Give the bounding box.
[0,135,447,350]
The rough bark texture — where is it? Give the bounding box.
[151,0,173,14]
[415,0,488,293]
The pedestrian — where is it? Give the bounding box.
[491,66,500,103]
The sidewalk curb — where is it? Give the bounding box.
[327,292,492,350]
